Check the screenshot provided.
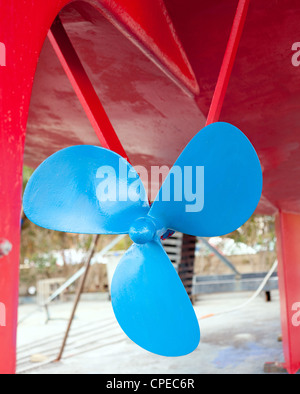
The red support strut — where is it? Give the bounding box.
[276,212,300,374]
[48,17,129,161]
[206,0,250,125]
[0,0,71,374]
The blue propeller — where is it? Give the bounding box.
[23,122,263,357]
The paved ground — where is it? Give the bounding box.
[17,291,286,374]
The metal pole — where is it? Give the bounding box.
[55,234,100,362]
[45,234,126,305]
[205,0,250,125]
[17,234,126,326]
[199,237,241,277]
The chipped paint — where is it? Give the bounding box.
[0,239,12,258]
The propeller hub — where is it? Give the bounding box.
[129,217,156,244]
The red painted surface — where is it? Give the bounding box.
[276,212,300,374]
[1,0,300,374]
[206,0,250,126]
[0,0,71,374]
[25,2,205,197]
[96,0,199,95]
[48,16,129,160]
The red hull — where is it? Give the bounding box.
[1,0,300,374]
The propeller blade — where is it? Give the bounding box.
[111,240,200,356]
[149,122,263,237]
[23,146,149,234]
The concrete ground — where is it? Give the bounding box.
[17,290,287,374]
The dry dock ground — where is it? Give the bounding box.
[17,290,289,374]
